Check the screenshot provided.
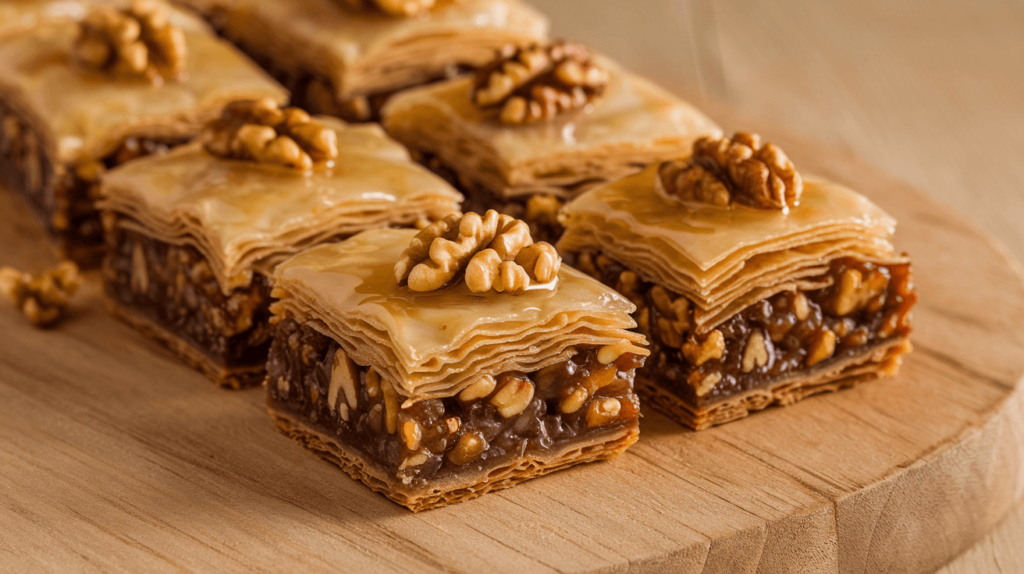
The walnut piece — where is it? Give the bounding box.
[659,132,802,210]
[73,0,187,83]
[0,261,81,328]
[395,210,562,294]
[201,98,338,171]
[472,42,609,125]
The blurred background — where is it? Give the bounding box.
[536,0,1024,265]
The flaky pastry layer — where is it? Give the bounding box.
[271,228,647,400]
[558,168,907,333]
[381,59,721,199]
[98,121,462,294]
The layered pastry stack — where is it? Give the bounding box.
[0,0,286,263]
[175,0,549,120]
[99,98,462,388]
[558,133,916,429]
[0,0,916,511]
[382,41,721,240]
[267,219,647,509]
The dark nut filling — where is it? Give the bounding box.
[266,319,643,487]
[0,101,182,264]
[572,250,915,406]
[103,219,273,386]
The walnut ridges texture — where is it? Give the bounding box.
[202,98,338,171]
[395,210,562,294]
[0,261,81,328]
[472,42,609,125]
[73,0,187,83]
[659,132,803,210]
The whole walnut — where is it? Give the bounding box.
[395,210,562,294]
[472,42,609,125]
[659,132,802,210]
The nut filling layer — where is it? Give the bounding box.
[0,101,183,264]
[573,250,915,406]
[266,319,643,487]
[103,220,273,388]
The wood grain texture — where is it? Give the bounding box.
[2,121,1024,572]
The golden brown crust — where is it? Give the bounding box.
[104,296,264,389]
[638,339,910,430]
[267,402,638,511]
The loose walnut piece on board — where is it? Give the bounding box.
[394,210,562,294]
[472,42,609,125]
[73,0,187,83]
[201,98,338,171]
[659,132,803,210]
[335,0,462,17]
[0,261,81,328]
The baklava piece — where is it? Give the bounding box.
[0,0,286,264]
[558,132,916,430]
[266,216,647,511]
[175,0,548,121]
[381,41,722,242]
[98,100,463,388]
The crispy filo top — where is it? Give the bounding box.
[0,1,286,166]
[99,120,463,294]
[380,57,722,200]
[272,227,647,401]
[175,0,548,100]
[557,165,907,334]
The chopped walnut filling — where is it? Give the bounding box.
[573,250,915,402]
[266,320,643,485]
[472,42,609,125]
[659,132,802,211]
[201,98,338,171]
[0,261,81,328]
[395,210,561,294]
[74,0,187,83]
[103,221,274,387]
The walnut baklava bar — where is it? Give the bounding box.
[558,132,916,430]
[267,215,647,510]
[99,99,462,387]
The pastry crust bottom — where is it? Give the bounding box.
[638,339,911,431]
[267,402,639,512]
[105,297,265,389]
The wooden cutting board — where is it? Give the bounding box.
[2,125,1023,574]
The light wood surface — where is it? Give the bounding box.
[3,121,1024,572]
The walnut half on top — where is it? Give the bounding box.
[659,132,803,211]
[201,98,339,172]
[73,0,187,84]
[395,210,562,294]
[471,42,609,125]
